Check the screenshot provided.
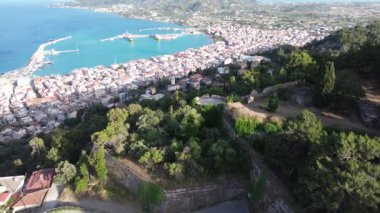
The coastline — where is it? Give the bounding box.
[0,2,324,142]
[1,36,72,81]
[0,5,212,81]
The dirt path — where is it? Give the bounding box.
[228,101,380,136]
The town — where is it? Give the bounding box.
[0,24,324,142]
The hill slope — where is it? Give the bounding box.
[71,0,257,12]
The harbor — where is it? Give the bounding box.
[101,28,202,42]
[1,36,74,80]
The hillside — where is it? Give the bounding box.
[70,0,257,12]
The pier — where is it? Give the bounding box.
[101,31,199,43]
[1,36,72,80]
[45,48,79,56]
[101,33,148,42]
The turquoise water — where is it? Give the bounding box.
[0,1,211,76]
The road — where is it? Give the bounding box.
[58,199,141,213]
[194,200,250,213]
[228,101,380,136]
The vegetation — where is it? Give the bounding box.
[54,161,77,184]
[235,117,259,136]
[243,110,380,212]
[93,146,108,182]
[249,175,266,205]
[266,94,279,112]
[138,182,165,205]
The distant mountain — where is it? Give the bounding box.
[71,0,257,12]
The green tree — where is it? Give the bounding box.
[93,146,108,182]
[165,162,184,180]
[28,137,45,158]
[266,94,279,112]
[46,147,60,164]
[297,132,380,212]
[137,109,164,130]
[320,61,336,96]
[285,110,323,143]
[285,50,315,81]
[54,161,77,184]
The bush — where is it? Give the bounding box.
[235,117,260,136]
[75,177,88,193]
[266,94,279,112]
[277,88,292,101]
[260,122,282,135]
[227,93,241,103]
[138,182,165,205]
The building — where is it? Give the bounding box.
[145,87,157,95]
[12,168,54,212]
[168,84,181,92]
[0,176,25,207]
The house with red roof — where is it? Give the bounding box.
[11,168,54,212]
[0,176,25,207]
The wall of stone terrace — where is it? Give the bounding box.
[159,181,247,213]
[104,151,247,212]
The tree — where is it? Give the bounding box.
[138,182,165,205]
[165,162,184,180]
[297,132,380,212]
[285,50,315,81]
[285,110,323,143]
[137,109,164,130]
[175,106,204,138]
[28,137,45,158]
[46,147,60,164]
[314,61,336,107]
[320,61,336,97]
[93,146,108,182]
[266,94,279,112]
[54,161,77,184]
[209,139,237,170]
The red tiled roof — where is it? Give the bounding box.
[11,168,54,211]
[12,189,48,211]
[0,192,10,202]
[25,168,54,191]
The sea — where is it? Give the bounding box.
[0,0,211,76]
[1,0,379,76]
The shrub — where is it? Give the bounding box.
[277,88,292,101]
[227,93,241,103]
[266,94,279,112]
[261,122,282,135]
[138,182,165,205]
[74,177,88,194]
[235,117,259,136]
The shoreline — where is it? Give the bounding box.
[0,5,212,81]
[1,36,72,81]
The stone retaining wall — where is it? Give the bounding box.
[105,152,247,212]
[159,181,247,213]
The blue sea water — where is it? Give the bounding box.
[0,1,211,76]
